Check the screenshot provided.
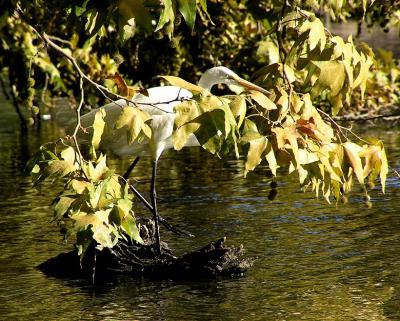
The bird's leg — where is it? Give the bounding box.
[123,156,141,180]
[128,183,194,237]
[150,160,162,256]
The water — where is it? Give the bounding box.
[330,21,400,57]
[1,102,400,320]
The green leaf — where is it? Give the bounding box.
[76,228,94,257]
[189,109,226,154]
[177,0,196,30]
[118,0,153,34]
[42,160,76,181]
[155,0,174,34]
[54,196,75,220]
[121,214,143,244]
[109,198,132,225]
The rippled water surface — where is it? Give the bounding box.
[1,95,400,321]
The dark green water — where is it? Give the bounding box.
[1,97,400,321]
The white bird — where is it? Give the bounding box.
[79,66,270,255]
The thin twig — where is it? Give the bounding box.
[71,76,85,163]
[318,108,371,144]
[333,113,400,122]
[276,1,296,122]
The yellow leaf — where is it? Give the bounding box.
[380,146,388,193]
[70,179,90,194]
[115,107,152,143]
[229,96,247,128]
[250,91,277,110]
[299,18,326,51]
[312,61,346,96]
[92,109,106,149]
[245,137,268,176]
[60,146,77,166]
[173,123,200,150]
[282,64,296,83]
[257,40,280,64]
[174,100,201,127]
[85,154,108,181]
[265,141,278,176]
[343,142,364,185]
[160,76,206,94]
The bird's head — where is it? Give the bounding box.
[199,66,270,95]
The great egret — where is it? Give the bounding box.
[79,66,270,255]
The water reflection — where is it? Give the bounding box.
[330,21,400,57]
[1,96,400,320]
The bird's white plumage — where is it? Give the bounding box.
[76,66,270,254]
[79,66,269,160]
[79,85,194,159]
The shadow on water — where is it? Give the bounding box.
[1,97,400,318]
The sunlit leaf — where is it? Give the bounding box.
[311,61,346,96]
[229,96,247,128]
[92,109,105,150]
[250,91,277,110]
[70,179,90,194]
[161,76,206,94]
[84,154,108,182]
[115,106,152,143]
[244,137,267,176]
[155,0,174,34]
[298,18,326,51]
[265,141,278,176]
[257,40,280,64]
[45,160,76,179]
[343,142,364,185]
[380,146,388,193]
[121,214,143,244]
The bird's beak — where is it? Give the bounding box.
[233,76,271,95]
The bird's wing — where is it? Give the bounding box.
[132,86,192,115]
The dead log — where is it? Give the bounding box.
[38,219,255,280]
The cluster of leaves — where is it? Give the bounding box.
[0,0,206,121]
[254,9,379,116]
[2,0,400,126]
[24,3,392,257]
[158,76,388,203]
[347,49,400,117]
[26,144,143,257]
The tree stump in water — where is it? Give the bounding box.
[38,219,255,280]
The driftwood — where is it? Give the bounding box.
[38,219,255,280]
